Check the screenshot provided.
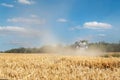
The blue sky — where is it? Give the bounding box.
[0,0,120,50]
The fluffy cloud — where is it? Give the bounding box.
[1,3,14,8]
[84,21,112,29]
[8,17,45,25]
[57,18,67,23]
[18,0,34,5]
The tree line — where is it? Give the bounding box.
[88,41,120,52]
[1,41,120,53]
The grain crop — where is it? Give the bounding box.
[0,53,120,80]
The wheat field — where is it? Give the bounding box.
[0,53,120,80]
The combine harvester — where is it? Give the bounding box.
[74,40,88,50]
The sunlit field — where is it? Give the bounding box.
[0,53,120,80]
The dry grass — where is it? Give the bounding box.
[0,53,120,80]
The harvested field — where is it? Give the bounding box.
[0,53,120,80]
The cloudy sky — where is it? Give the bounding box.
[0,0,120,50]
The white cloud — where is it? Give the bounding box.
[1,3,14,8]
[98,34,106,37]
[8,41,31,47]
[0,26,26,32]
[57,18,67,23]
[0,26,46,37]
[18,0,34,5]
[84,21,112,29]
[8,17,45,24]
[70,25,83,30]
[30,14,38,18]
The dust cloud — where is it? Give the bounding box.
[40,45,106,56]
